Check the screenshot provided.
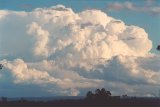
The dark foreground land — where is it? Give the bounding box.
[0,97,160,107]
[0,88,160,107]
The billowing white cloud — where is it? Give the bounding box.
[27,22,50,57]
[1,59,103,94]
[0,5,159,97]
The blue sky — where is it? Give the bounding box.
[0,0,160,97]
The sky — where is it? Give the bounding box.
[0,0,160,97]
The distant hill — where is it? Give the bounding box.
[1,96,85,101]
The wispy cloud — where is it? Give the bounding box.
[107,0,160,15]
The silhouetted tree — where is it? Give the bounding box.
[95,89,101,97]
[86,91,94,100]
[86,88,112,100]
[96,88,111,97]
[106,90,111,97]
[101,88,108,96]
[157,45,160,51]
[0,64,3,70]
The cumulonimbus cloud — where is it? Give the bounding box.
[0,5,159,97]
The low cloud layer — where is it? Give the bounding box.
[0,5,160,97]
